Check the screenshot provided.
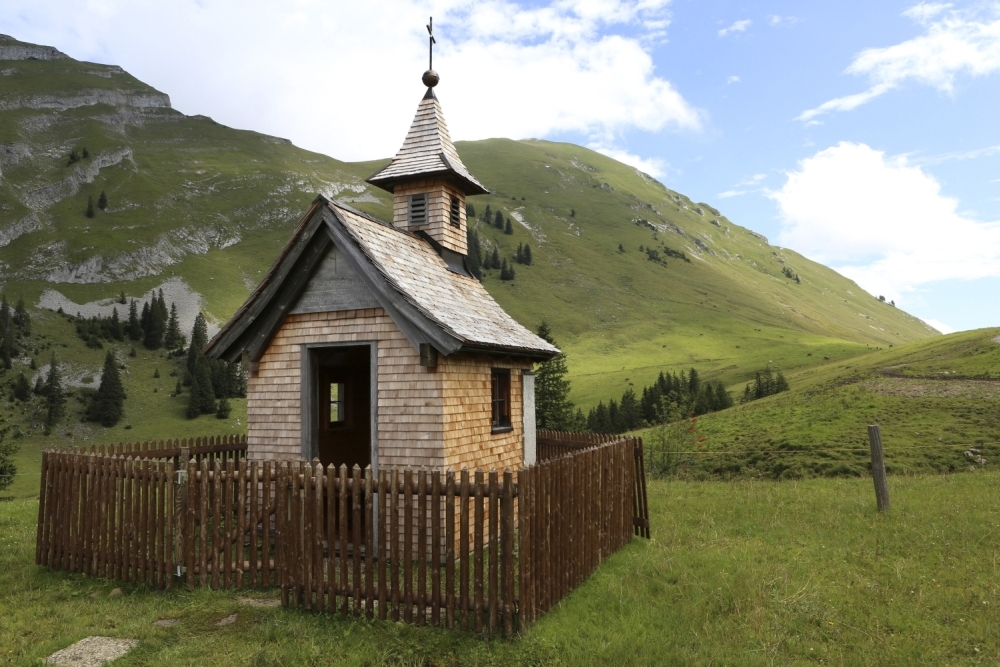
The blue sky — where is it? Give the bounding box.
[3,0,999,332]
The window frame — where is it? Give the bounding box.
[491,368,513,434]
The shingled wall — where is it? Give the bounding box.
[246,308,527,472]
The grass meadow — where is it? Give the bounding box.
[2,472,997,666]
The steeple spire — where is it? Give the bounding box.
[365,20,488,255]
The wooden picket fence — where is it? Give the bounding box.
[35,433,649,635]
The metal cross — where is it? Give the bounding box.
[427,17,436,70]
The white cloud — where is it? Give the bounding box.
[718,19,751,37]
[0,0,699,161]
[768,15,798,26]
[727,75,740,84]
[798,2,1000,122]
[771,142,1000,303]
[590,145,667,178]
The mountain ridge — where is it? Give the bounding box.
[0,37,937,410]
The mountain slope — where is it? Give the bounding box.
[0,35,936,416]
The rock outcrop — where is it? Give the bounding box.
[0,35,67,61]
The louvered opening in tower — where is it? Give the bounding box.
[409,193,427,226]
[449,195,461,227]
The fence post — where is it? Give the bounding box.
[174,452,188,583]
[867,425,890,511]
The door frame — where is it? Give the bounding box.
[300,341,378,474]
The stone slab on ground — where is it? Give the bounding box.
[214,613,238,626]
[238,596,281,608]
[152,618,179,627]
[46,636,139,666]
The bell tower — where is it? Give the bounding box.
[366,19,487,255]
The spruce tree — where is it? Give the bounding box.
[494,210,504,229]
[216,395,232,419]
[12,372,30,401]
[504,218,513,234]
[164,302,182,350]
[109,307,124,340]
[127,300,142,340]
[86,196,95,218]
[466,228,483,279]
[0,296,12,369]
[186,353,217,418]
[523,244,532,266]
[98,190,108,210]
[44,355,65,433]
[118,290,127,305]
[143,293,167,350]
[90,350,125,426]
[187,312,209,374]
[139,301,150,335]
[487,248,500,271]
[482,204,491,224]
[13,296,29,336]
[534,322,576,431]
[466,202,476,219]
[67,149,79,166]
[82,147,89,158]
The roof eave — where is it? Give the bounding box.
[366,169,489,196]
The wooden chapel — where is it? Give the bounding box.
[204,63,558,475]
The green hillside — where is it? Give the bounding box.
[642,327,1000,480]
[0,35,940,483]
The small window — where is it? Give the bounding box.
[491,369,512,433]
[329,382,345,425]
[449,195,461,227]
[409,193,427,225]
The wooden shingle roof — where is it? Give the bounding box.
[205,196,558,363]
[367,89,488,195]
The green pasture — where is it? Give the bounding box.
[2,472,997,665]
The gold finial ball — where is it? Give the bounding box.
[422,69,440,87]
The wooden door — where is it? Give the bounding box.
[315,346,371,470]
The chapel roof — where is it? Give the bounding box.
[205,196,557,362]
[366,89,488,196]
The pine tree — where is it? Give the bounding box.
[534,322,576,431]
[488,248,500,271]
[44,355,65,433]
[466,227,483,279]
[139,301,150,335]
[67,149,79,166]
[216,395,232,419]
[494,210,504,229]
[187,312,209,374]
[98,190,108,210]
[143,292,167,349]
[109,307,124,340]
[523,244,532,266]
[82,147,89,158]
[500,259,515,281]
[90,350,125,426]
[515,243,523,264]
[164,302,183,349]
[504,218,513,234]
[127,300,142,340]
[483,204,492,224]
[618,243,625,253]
[118,290,127,305]
[0,296,12,369]
[466,202,476,219]
[13,296,29,336]
[12,373,30,401]
[570,209,575,217]
[227,361,247,398]
[186,353,217,418]
[86,196,95,218]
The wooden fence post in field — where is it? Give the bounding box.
[868,425,890,511]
